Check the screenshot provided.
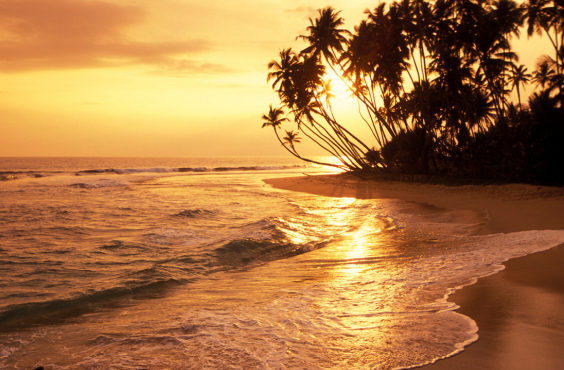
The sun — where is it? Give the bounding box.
[325,68,354,102]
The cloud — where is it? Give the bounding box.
[0,0,211,73]
[285,7,317,16]
[148,59,233,77]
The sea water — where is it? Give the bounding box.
[1,157,563,370]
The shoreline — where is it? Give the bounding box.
[264,173,564,369]
[264,173,564,235]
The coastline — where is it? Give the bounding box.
[264,173,564,369]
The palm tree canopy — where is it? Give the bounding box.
[298,7,351,63]
[261,105,288,129]
[267,49,299,90]
[509,64,532,90]
[283,130,302,153]
[532,59,556,89]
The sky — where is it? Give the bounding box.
[0,0,552,157]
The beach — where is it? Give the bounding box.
[264,173,564,369]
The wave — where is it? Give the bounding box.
[2,164,307,180]
[0,278,183,331]
[100,240,149,253]
[2,163,312,185]
[173,209,215,218]
[0,171,49,180]
[177,165,306,173]
[69,179,130,189]
[74,164,306,175]
[76,167,175,174]
[208,165,305,172]
[202,215,334,268]
[213,237,329,267]
[0,231,322,330]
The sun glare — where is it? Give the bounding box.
[325,69,353,102]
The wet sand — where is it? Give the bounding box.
[264,173,564,369]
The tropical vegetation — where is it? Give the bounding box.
[262,0,564,186]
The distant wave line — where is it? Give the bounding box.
[0,164,309,179]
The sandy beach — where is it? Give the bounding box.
[264,173,564,369]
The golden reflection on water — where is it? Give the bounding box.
[323,197,357,227]
[342,224,382,276]
[312,198,393,362]
[310,197,386,276]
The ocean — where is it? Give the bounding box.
[1,157,563,370]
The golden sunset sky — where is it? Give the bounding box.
[0,0,551,157]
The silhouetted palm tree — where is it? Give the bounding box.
[261,105,287,130]
[261,105,346,170]
[532,60,555,89]
[261,105,290,150]
[298,7,350,64]
[509,64,532,107]
[283,130,302,154]
[267,49,300,107]
[526,0,563,98]
[493,0,525,37]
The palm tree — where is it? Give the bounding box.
[526,0,559,52]
[472,7,517,113]
[262,105,346,170]
[508,64,532,107]
[267,49,300,106]
[298,7,351,64]
[492,0,525,38]
[261,105,288,130]
[531,60,555,89]
[283,130,302,154]
[261,105,290,149]
[526,0,563,98]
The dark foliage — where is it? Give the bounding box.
[263,0,564,186]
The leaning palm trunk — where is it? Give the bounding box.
[274,127,347,170]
